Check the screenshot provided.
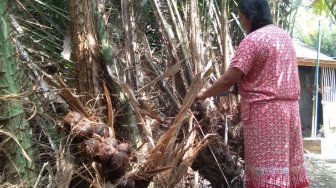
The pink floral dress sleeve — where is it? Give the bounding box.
[229,36,259,76]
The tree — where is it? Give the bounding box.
[294,0,336,57]
[299,28,336,57]
[311,0,336,23]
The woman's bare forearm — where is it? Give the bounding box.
[196,68,243,100]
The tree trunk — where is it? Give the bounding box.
[69,0,104,108]
[0,0,36,185]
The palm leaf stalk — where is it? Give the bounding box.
[166,0,194,82]
[221,0,230,71]
[139,32,181,109]
[188,0,201,74]
[149,0,189,97]
[95,0,142,147]
[122,0,140,90]
[137,0,245,186]
[0,0,36,185]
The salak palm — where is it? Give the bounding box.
[0,0,307,187]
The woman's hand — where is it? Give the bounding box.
[195,68,243,102]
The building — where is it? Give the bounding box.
[294,40,336,157]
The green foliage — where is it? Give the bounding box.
[277,0,303,35]
[0,0,71,185]
[311,0,333,15]
[310,0,336,23]
[13,0,72,73]
[299,28,336,57]
[138,0,163,54]
[293,1,335,57]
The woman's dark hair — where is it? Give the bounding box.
[238,0,273,32]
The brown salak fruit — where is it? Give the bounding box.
[116,143,132,155]
[110,151,130,172]
[72,122,97,139]
[97,142,118,163]
[64,111,83,126]
[103,137,118,148]
[95,126,110,138]
[80,138,100,159]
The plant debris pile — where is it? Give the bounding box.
[191,101,245,187]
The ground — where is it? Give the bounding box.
[305,153,336,187]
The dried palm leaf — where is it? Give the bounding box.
[115,78,154,146]
[0,130,32,163]
[103,81,115,139]
[137,62,181,94]
[53,74,91,118]
[134,68,212,185]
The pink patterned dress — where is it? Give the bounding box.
[229,25,309,188]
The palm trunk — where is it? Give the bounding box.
[69,0,104,107]
[0,0,36,185]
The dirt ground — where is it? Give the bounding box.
[305,153,336,187]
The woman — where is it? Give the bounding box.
[196,0,310,187]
